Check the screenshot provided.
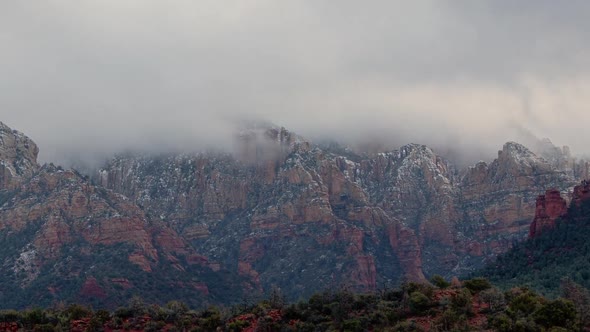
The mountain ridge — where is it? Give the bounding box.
[0,120,584,308]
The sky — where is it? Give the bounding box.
[1,1,590,166]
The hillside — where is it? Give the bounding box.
[0,120,585,308]
[0,278,585,331]
[479,181,590,297]
[96,126,577,297]
[0,123,244,309]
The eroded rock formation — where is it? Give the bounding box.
[0,120,582,307]
[529,189,568,238]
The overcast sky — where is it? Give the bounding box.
[1,1,590,165]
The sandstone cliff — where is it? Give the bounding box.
[0,122,39,190]
[97,127,576,298]
[529,189,568,238]
[0,122,239,308]
[0,120,580,307]
[529,180,590,238]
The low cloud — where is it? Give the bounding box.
[1,1,590,167]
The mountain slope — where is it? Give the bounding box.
[96,125,576,299]
[0,121,581,307]
[478,180,590,296]
[0,123,243,308]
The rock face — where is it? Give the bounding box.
[529,180,590,238]
[531,138,590,181]
[572,180,590,207]
[457,142,573,271]
[0,123,240,309]
[98,130,576,299]
[529,189,568,238]
[0,122,39,190]
[0,121,581,307]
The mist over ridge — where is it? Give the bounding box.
[2,1,590,167]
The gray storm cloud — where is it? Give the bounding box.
[1,0,590,166]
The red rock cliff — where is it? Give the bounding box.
[529,189,568,238]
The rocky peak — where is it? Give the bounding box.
[463,141,569,195]
[0,122,39,190]
[529,189,568,238]
[524,137,590,181]
[2,119,584,306]
[529,180,590,238]
[497,142,548,169]
[234,123,310,164]
[395,143,436,160]
[572,180,590,207]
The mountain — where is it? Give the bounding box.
[478,180,590,296]
[95,125,576,299]
[0,121,581,307]
[0,123,244,308]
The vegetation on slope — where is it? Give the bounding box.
[0,277,588,331]
[479,198,590,297]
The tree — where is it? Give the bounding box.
[451,289,473,316]
[561,277,590,330]
[268,286,285,310]
[534,298,576,329]
[430,275,450,289]
[480,287,505,313]
[409,291,431,315]
[463,277,491,293]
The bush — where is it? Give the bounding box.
[409,291,431,314]
[0,309,20,322]
[451,289,473,316]
[392,320,425,331]
[431,275,451,289]
[489,313,512,332]
[342,318,363,332]
[65,304,91,321]
[22,308,47,328]
[480,287,505,313]
[507,290,542,318]
[463,278,492,293]
[32,323,55,332]
[534,298,576,328]
[436,309,461,331]
[227,319,250,331]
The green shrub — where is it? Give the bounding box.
[392,320,425,331]
[227,319,250,331]
[409,291,431,314]
[65,304,91,321]
[451,289,473,316]
[463,278,492,293]
[0,309,20,322]
[480,287,505,313]
[489,313,512,332]
[431,275,451,289]
[342,318,363,332]
[534,298,576,328]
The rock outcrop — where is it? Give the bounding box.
[458,142,573,257]
[529,180,590,238]
[529,189,568,238]
[572,180,590,206]
[0,122,39,190]
[530,137,590,181]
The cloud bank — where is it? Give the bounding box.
[2,1,590,166]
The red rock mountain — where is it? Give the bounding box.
[529,180,590,238]
[0,123,238,309]
[0,121,580,307]
[96,126,575,299]
[529,189,568,238]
